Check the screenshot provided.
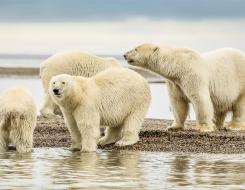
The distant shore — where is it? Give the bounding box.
[35,116,245,154]
[0,66,165,83]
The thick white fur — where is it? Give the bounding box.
[0,86,37,153]
[49,68,151,152]
[40,52,120,118]
[124,44,245,132]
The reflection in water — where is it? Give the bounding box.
[0,148,245,189]
[167,155,191,186]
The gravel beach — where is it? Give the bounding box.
[34,116,245,154]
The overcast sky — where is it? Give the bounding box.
[0,0,244,22]
[0,0,244,55]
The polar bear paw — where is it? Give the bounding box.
[69,147,81,152]
[16,145,32,153]
[98,136,118,146]
[166,123,184,131]
[69,141,82,152]
[81,146,97,152]
[115,136,139,147]
[196,124,214,132]
[41,112,61,119]
[227,124,245,131]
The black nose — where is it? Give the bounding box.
[123,54,127,59]
[53,89,59,95]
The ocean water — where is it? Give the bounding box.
[0,148,245,190]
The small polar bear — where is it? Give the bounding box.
[49,68,151,152]
[40,52,120,118]
[124,43,245,132]
[0,86,37,153]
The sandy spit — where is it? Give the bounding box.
[34,116,245,154]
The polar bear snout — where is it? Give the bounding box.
[53,88,60,96]
[124,51,136,64]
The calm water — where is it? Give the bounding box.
[0,148,244,190]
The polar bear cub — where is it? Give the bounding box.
[0,86,37,153]
[40,52,120,118]
[124,44,245,132]
[49,68,151,152]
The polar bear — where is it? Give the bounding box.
[49,68,151,152]
[124,43,245,132]
[40,52,120,118]
[0,86,37,153]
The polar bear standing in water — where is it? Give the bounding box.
[0,86,37,153]
[49,68,151,152]
[40,52,120,118]
[124,44,245,132]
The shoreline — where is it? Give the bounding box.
[35,116,245,154]
[0,66,165,83]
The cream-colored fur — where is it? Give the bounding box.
[124,44,245,132]
[49,68,151,152]
[40,52,120,118]
[0,86,37,153]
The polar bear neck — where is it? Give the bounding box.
[61,78,98,111]
[148,47,200,81]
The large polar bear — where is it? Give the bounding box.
[0,86,37,153]
[40,52,120,118]
[49,68,151,152]
[124,44,245,132]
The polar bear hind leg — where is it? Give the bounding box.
[9,115,33,153]
[115,110,145,146]
[166,81,189,131]
[213,112,226,129]
[98,127,122,146]
[228,95,245,130]
[190,89,215,132]
[0,118,8,152]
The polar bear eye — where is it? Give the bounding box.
[62,82,66,84]
[53,82,55,85]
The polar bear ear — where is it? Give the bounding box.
[153,46,159,53]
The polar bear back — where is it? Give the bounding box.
[200,48,245,105]
[40,52,120,91]
[93,68,151,126]
[0,86,36,115]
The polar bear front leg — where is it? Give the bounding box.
[190,90,215,132]
[74,110,100,152]
[63,112,81,151]
[166,81,189,131]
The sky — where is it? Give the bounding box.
[0,0,244,21]
[0,0,244,55]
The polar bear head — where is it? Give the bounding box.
[123,44,159,68]
[49,74,74,101]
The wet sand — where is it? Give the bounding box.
[35,116,245,154]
